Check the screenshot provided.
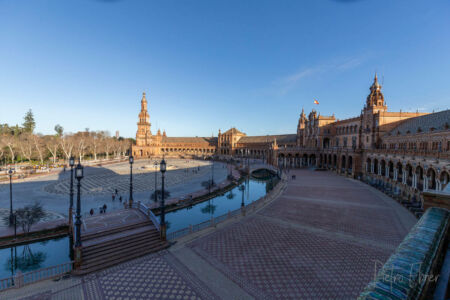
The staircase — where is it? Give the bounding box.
[74,220,169,274]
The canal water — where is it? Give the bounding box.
[165,175,276,233]
[0,174,276,280]
[0,236,71,279]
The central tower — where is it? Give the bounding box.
[136,92,152,146]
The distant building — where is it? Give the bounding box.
[132,75,450,198]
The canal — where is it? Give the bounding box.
[0,173,276,280]
[165,175,277,233]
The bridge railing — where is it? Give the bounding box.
[133,201,160,231]
[0,261,74,291]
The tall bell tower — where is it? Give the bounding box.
[136,92,152,146]
[361,74,387,149]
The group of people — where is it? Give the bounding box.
[89,203,108,216]
[88,189,122,216]
[112,189,123,202]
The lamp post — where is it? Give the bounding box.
[8,168,14,226]
[129,156,134,208]
[69,156,75,230]
[160,157,167,240]
[154,161,158,202]
[211,156,215,186]
[239,184,245,216]
[74,162,84,248]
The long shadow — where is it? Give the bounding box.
[0,160,219,216]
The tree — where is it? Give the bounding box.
[18,133,34,162]
[54,124,64,137]
[23,109,36,133]
[32,134,45,164]
[0,137,5,164]
[60,134,74,161]
[3,202,45,233]
[3,134,16,163]
[45,135,60,164]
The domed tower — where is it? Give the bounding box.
[361,74,387,149]
[365,74,387,112]
[136,92,152,146]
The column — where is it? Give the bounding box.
[412,173,417,189]
[371,163,374,173]
[393,168,398,181]
[423,176,428,190]
[385,166,389,178]
[402,170,407,184]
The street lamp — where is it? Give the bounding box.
[8,168,14,226]
[129,155,134,207]
[74,162,84,247]
[154,161,158,202]
[160,157,167,240]
[69,156,75,230]
[211,155,215,187]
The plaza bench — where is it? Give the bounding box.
[358,207,449,300]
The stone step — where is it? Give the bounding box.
[81,220,152,241]
[82,232,161,259]
[76,241,169,274]
[82,225,158,249]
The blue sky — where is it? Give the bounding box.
[1,0,449,138]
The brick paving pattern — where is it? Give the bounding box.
[82,251,218,300]
[43,160,212,196]
[2,169,418,300]
[187,169,417,299]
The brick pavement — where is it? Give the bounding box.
[1,169,418,299]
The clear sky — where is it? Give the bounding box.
[1,0,449,138]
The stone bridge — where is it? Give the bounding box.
[248,163,278,175]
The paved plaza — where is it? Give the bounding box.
[0,169,417,299]
[0,159,227,222]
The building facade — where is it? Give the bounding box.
[132,75,450,197]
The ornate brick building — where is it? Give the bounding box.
[132,75,450,197]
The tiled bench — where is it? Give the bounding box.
[359,207,449,299]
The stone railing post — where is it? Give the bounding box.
[14,271,23,289]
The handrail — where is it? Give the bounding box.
[133,201,160,231]
[0,261,73,291]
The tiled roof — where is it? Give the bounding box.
[238,134,297,144]
[388,109,450,136]
[161,137,217,145]
[223,128,245,135]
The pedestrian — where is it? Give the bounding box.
[89,208,94,216]
[103,203,107,213]
[99,207,103,214]
[119,195,122,202]
[112,193,115,201]
[115,188,118,195]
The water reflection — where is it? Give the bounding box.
[0,236,70,279]
[165,175,277,233]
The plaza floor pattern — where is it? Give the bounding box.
[3,169,417,300]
